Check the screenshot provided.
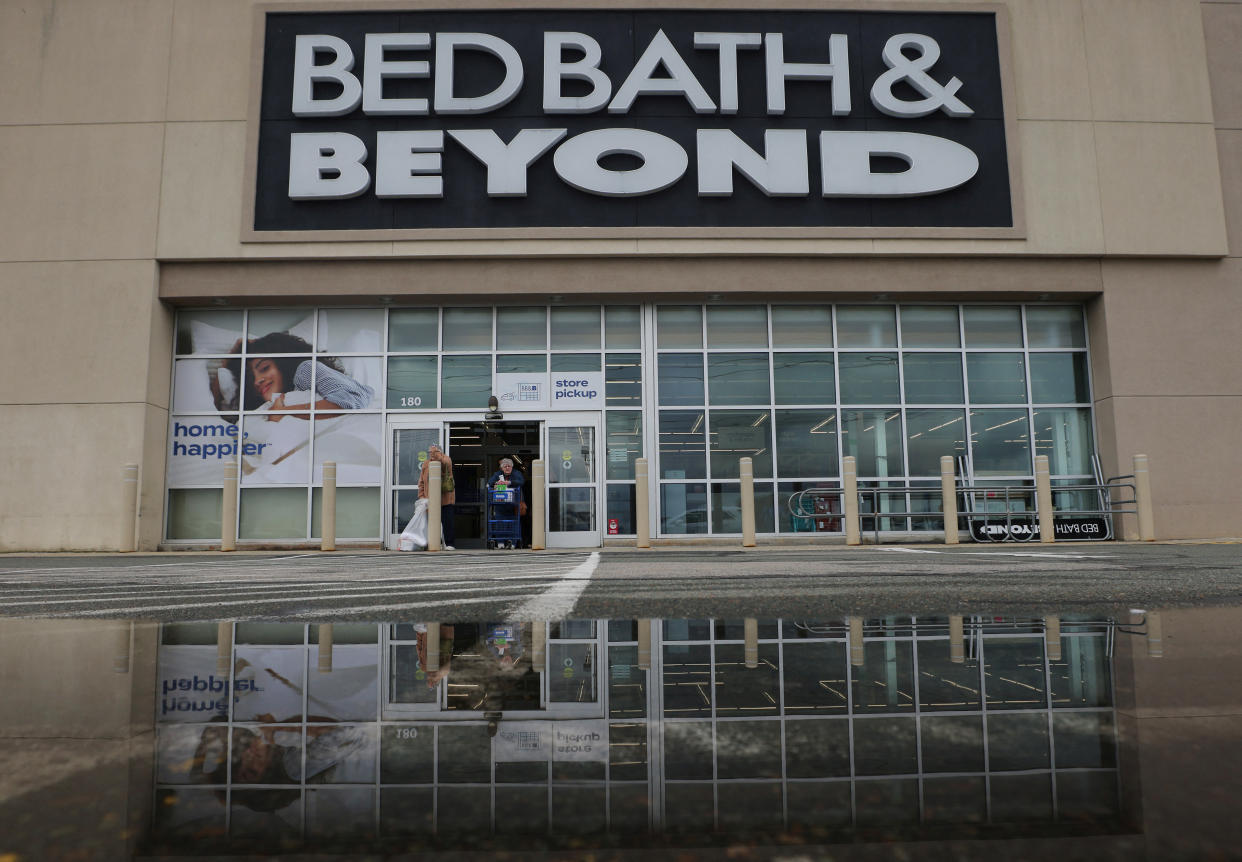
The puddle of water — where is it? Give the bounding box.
[1,608,1239,859]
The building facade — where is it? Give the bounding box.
[1,0,1239,551]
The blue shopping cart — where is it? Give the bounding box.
[486,486,522,549]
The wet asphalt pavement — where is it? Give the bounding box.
[0,541,1239,621]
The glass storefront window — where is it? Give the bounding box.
[963,306,1023,348]
[606,484,636,533]
[706,305,768,348]
[604,306,641,348]
[311,487,380,538]
[166,488,222,539]
[775,410,838,478]
[1029,353,1090,403]
[440,355,491,408]
[657,306,703,348]
[773,353,834,404]
[550,353,600,372]
[550,306,601,350]
[1026,305,1086,348]
[318,309,383,354]
[708,410,773,478]
[239,487,308,539]
[839,353,899,404]
[905,409,967,475]
[660,482,707,533]
[771,305,832,347]
[903,353,964,404]
[1034,408,1093,475]
[658,411,706,479]
[900,306,960,348]
[606,411,642,480]
[175,309,242,355]
[248,310,314,349]
[837,306,897,347]
[707,353,770,405]
[967,353,1027,403]
[441,307,491,351]
[657,353,704,406]
[387,356,436,409]
[496,354,546,374]
[970,409,1032,476]
[711,482,774,533]
[496,307,547,350]
[388,308,438,351]
[841,410,903,477]
[605,353,642,405]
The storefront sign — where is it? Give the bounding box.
[248,7,1016,236]
[969,517,1111,543]
[496,371,603,410]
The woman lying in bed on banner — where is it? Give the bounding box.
[220,332,374,420]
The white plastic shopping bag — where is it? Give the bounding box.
[399,498,429,551]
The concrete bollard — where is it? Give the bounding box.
[532,622,546,670]
[216,622,232,676]
[1035,454,1054,544]
[940,456,959,545]
[1146,611,1164,658]
[532,459,546,550]
[635,458,651,548]
[321,462,337,552]
[318,624,334,673]
[1134,454,1155,541]
[426,622,441,672]
[222,461,238,552]
[849,617,865,667]
[427,460,442,551]
[843,456,861,546]
[112,621,133,674]
[744,618,759,668]
[119,464,139,553]
[1045,616,1062,662]
[949,615,965,664]
[637,619,651,670]
[740,457,756,548]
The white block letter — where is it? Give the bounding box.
[819,131,978,197]
[363,33,431,115]
[553,129,688,197]
[448,129,567,196]
[434,33,524,115]
[543,32,612,113]
[694,33,761,115]
[609,30,715,114]
[697,129,808,197]
[292,35,362,117]
[375,131,444,198]
[765,33,850,116]
[288,133,370,199]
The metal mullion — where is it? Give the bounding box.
[777,622,789,829]
[911,617,926,825]
[300,625,310,841]
[709,623,719,830]
[649,616,664,833]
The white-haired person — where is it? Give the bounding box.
[488,457,527,545]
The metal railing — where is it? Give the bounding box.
[788,475,1139,544]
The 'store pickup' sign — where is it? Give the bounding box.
[249,8,1015,235]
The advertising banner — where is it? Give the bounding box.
[249,7,1016,236]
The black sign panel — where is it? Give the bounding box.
[969,518,1112,543]
[252,9,1012,233]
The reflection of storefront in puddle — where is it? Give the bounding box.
[140,615,1144,852]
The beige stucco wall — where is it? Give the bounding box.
[0,0,1237,548]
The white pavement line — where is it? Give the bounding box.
[880,548,943,554]
[0,570,580,597]
[275,595,522,619]
[2,582,551,615]
[965,551,1114,559]
[504,553,599,620]
[0,579,548,608]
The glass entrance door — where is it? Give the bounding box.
[385,421,444,549]
[544,413,602,548]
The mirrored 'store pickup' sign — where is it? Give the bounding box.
[251,9,1015,233]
